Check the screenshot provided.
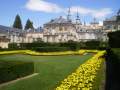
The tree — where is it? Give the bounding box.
[13,14,23,29]
[24,19,34,30]
[108,31,120,48]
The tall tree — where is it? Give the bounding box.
[24,19,34,30]
[13,14,23,29]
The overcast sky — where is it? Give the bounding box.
[0,0,119,27]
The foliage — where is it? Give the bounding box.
[33,47,69,52]
[24,19,34,30]
[108,31,120,48]
[85,40,101,49]
[8,43,19,49]
[13,14,23,29]
[8,40,107,51]
[105,48,120,89]
[0,61,34,84]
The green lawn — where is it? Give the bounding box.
[0,54,93,90]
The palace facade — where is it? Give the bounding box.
[43,15,106,43]
[0,9,112,48]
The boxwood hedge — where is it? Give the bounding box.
[0,61,34,84]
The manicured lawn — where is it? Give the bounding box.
[0,54,93,90]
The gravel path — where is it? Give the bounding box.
[0,73,39,88]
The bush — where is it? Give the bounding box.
[85,40,100,49]
[8,43,19,49]
[8,40,107,51]
[33,47,69,52]
[60,41,79,51]
[0,61,34,84]
[105,48,120,89]
[108,31,120,48]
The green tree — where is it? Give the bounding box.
[24,19,34,30]
[13,14,23,29]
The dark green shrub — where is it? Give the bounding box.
[8,40,107,50]
[33,47,69,52]
[105,48,120,89]
[85,40,101,49]
[0,61,34,84]
[8,43,19,49]
[108,31,120,48]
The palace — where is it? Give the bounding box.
[103,9,120,32]
[43,16,105,42]
[43,9,106,43]
[0,9,111,48]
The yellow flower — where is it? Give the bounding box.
[56,51,105,90]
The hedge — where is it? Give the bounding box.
[32,47,70,52]
[8,40,107,51]
[0,61,34,84]
[108,31,120,48]
[105,48,120,89]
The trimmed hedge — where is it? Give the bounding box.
[33,47,70,52]
[108,31,120,48]
[105,48,120,89]
[8,40,107,51]
[0,61,34,84]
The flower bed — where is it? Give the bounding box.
[0,50,99,56]
[0,50,26,55]
[56,51,105,90]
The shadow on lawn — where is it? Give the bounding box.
[105,49,120,90]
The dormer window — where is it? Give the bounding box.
[50,19,54,22]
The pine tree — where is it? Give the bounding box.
[24,19,34,30]
[13,14,23,29]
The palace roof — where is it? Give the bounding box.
[0,25,23,34]
[105,16,117,21]
[45,16,72,25]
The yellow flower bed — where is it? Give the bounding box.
[25,50,77,56]
[0,50,97,56]
[56,51,105,90]
[0,50,26,55]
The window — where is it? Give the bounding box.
[118,25,120,30]
[106,25,111,29]
[59,27,63,31]
[114,26,116,29]
[33,38,36,42]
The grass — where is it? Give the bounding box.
[93,60,105,90]
[0,54,93,90]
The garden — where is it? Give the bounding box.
[0,31,120,90]
[0,50,105,90]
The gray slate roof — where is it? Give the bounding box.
[45,16,72,25]
[0,25,23,34]
[105,16,117,21]
[0,25,10,34]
